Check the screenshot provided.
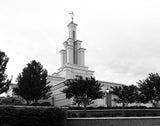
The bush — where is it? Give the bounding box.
[30,102,51,106]
[67,113,78,117]
[30,102,41,106]
[0,106,66,126]
[0,97,23,105]
[68,106,148,110]
[40,102,51,106]
[79,112,87,117]
[92,113,105,117]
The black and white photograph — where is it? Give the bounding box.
[0,0,160,126]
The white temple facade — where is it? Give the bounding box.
[48,21,122,107]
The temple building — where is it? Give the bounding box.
[48,21,122,107]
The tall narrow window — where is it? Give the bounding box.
[73,31,77,64]
[73,31,75,41]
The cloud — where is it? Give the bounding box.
[1,0,160,85]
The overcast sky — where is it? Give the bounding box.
[0,0,160,85]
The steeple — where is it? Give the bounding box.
[60,21,85,66]
[56,20,94,79]
[67,21,78,64]
[67,21,77,41]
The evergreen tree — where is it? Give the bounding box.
[0,50,11,94]
[13,60,52,104]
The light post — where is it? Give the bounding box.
[105,88,110,107]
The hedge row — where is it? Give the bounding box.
[68,106,148,110]
[68,109,160,117]
[0,106,66,126]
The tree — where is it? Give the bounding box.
[13,60,52,105]
[137,73,160,108]
[62,76,104,111]
[111,85,138,108]
[0,50,11,94]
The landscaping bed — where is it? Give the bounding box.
[67,108,160,117]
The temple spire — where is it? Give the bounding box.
[54,17,94,79]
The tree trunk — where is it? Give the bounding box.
[34,100,38,104]
[26,100,30,105]
[77,102,80,107]
[84,103,87,113]
[122,102,125,116]
[153,101,159,108]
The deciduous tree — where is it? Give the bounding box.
[62,76,104,111]
[137,73,160,107]
[111,85,138,108]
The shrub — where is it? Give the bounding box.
[0,106,66,126]
[67,113,78,117]
[79,112,87,117]
[30,102,51,106]
[30,102,41,106]
[0,97,23,105]
[40,102,51,106]
[92,113,105,117]
[68,106,148,110]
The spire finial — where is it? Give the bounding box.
[66,11,74,22]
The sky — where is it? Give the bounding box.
[0,0,160,85]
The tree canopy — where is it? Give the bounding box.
[137,73,160,107]
[0,50,11,94]
[62,76,104,110]
[13,60,52,104]
[111,85,138,107]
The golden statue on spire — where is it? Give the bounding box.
[67,11,74,22]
